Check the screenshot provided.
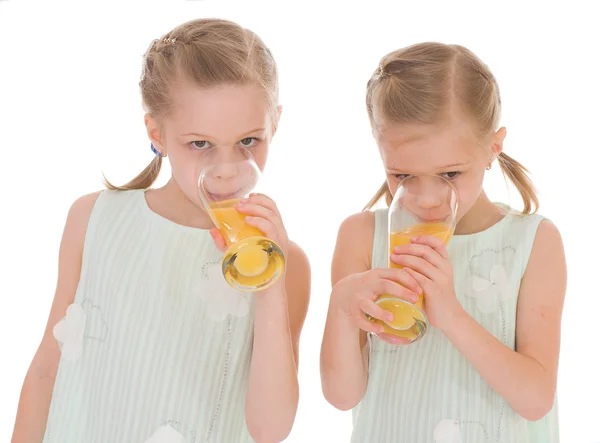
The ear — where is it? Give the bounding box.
[491,127,506,159]
[144,113,166,156]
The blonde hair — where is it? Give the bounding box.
[364,42,538,214]
[105,18,279,191]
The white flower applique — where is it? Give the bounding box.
[433,419,463,443]
[464,246,515,314]
[198,261,250,322]
[53,303,86,361]
[465,264,512,313]
[52,299,108,361]
[143,425,186,443]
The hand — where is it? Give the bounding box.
[209,193,289,293]
[332,268,422,334]
[390,234,465,331]
[210,193,289,254]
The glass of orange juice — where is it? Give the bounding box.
[197,146,285,292]
[370,174,458,345]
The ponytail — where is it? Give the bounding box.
[364,181,392,211]
[103,156,163,191]
[498,152,538,214]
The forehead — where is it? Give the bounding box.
[166,82,270,138]
[378,120,485,171]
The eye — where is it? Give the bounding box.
[394,174,411,181]
[239,137,258,148]
[441,171,461,179]
[191,140,212,150]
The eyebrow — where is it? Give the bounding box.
[437,161,472,169]
[180,127,267,139]
[387,161,471,171]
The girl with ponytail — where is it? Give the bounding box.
[13,18,310,443]
[321,42,565,443]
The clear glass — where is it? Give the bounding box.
[370,174,459,345]
[197,146,285,292]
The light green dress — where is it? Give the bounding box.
[351,205,560,443]
[44,190,256,442]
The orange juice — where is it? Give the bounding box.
[209,198,284,291]
[371,222,452,344]
[210,199,264,245]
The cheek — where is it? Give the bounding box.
[250,145,269,171]
[168,152,204,205]
[455,173,485,217]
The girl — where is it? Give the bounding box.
[12,18,310,443]
[321,43,566,442]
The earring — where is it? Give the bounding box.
[151,143,165,158]
[486,164,492,170]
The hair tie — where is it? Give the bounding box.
[151,143,165,158]
[374,64,388,80]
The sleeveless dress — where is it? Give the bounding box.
[43,189,256,443]
[351,205,560,443]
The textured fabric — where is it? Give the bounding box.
[351,205,559,443]
[44,190,256,443]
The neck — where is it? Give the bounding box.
[148,179,215,230]
[454,192,505,235]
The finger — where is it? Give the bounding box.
[237,202,286,233]
[209,228,228,253]
[245,193,283,220]
[372,268,422,295]
[358,298,394,323]
[354,310,385,334]
[391,243,445,268]
[404,267,432,293]
[236,201,276,219]
[373,279,420,304]
[390,254,441,281]
[244,216,279,241]
[410,234,449,260]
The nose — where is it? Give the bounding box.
[416,193,442,210]
[414,177,445,209]
[214,163,238,180]
[211,147,244,180]
[402,176,454,222]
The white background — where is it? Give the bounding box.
[1,1,599,441]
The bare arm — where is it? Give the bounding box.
[11,192,100,443]
[442,220,566,420]
[245,241,311,443]
[209,194,311,442]
[320,212,374,410]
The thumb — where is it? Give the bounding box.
[210,228,228,253]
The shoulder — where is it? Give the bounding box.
[332,210,377,284]
[70,191,103,211]
[338,210,376,235]
[501,209,555,276]
[63,189,145,245]
[71,189,143,222]
[336,211,376,253]
[519,218,566,303]
[64,191,104,238]
[527,219,565,274]
[505,208,547,232]
[533,218,561,241]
